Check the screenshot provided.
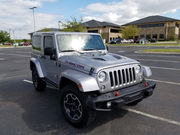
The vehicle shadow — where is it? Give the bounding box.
[0,79,128,135]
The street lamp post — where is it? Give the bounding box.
[58,21,62,30]
[30,7,37,33]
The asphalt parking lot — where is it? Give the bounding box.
[0,45,180,135]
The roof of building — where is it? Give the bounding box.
[29,28,60,35]
[83,20,120,28]
[123,15,180,25]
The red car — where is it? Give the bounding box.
[4,43,12,45]
[23,42,31,46]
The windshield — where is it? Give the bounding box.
[56,34,105,52]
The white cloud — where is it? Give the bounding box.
[82,0,180,25]
[0,0,60,39]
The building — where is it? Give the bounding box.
[123,15,180,40]
[83,20,121,42]
[29,28,60,39]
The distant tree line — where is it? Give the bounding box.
[0,30,11,44]
[0,30,31,44]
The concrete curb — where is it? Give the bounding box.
[134,51,180,55]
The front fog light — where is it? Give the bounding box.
[107,102,111,108]
[135,65,141,74]
[98,71,107,82]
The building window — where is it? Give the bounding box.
[146,34,151,40]
[135,36,139,39]
[110,38,112,41]
[138,23,164,28]
[152,34,158,39]
[140,35,145,38]
[88,30,98,33]
[110,29,119,33]
[159,34,164,39]
[176,23,179,28]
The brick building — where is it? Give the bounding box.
[83,20,121,42]
[123,15,180,40]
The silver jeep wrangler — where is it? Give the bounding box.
[30,32,156,127]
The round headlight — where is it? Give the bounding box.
[135,65,141,74]
[98,71,107,82]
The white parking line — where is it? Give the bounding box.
[138,59,179,63]
[0,53,29,57]
[118,51,125,53]
[0,58,5,61]
[150,66,180,71]
[147,79,180,86]
[23,79,33,84]
[23,79,180,126]
[125,108,180,126]
[23,79,56,89]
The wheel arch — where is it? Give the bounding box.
[30,58,46,78]
[60,70,99,92]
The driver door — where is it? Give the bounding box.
[41,36,59,85]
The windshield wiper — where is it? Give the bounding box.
[83,48,96,51]
[61,50,83,54]
[61,50,76,52]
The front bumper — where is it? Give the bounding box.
[87,81,156,111]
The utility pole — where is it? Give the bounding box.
[30,7,37,33]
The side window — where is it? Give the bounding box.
[44,36,53,49]
[32,35,41,51]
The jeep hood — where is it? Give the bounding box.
[60,52,139,73]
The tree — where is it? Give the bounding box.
[168,31,178,41]
[0,30,11,43]
[61,17,86,32]
[121,25,139,39]
[40,28,53,32]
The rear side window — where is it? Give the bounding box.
[44,36,53,48]
[32,35,41,51]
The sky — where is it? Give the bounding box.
[0,0,180,39]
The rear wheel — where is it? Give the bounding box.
[32,67,46,91]
[60,85,95,128]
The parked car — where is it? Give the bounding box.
[135,38,148,44]
[23,42,31,46]
[4,43,12,45]
[18,42,24,46]
[149,38,157,43]
[30,32,156,127]
[108,38,122,44]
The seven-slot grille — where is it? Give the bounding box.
[109,67,136,88]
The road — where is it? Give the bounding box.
[0,46,180,135]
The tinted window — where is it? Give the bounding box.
[32,35,41,51]
[44,36,53,48]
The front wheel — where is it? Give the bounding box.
[32,67,46,91]
[60,85,95,128]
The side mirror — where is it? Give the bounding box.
[44,48,54,56]
[106,45,109,51]
[44,48,57,60]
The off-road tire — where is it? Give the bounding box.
[32,67,46,91]
[60,84,95,128]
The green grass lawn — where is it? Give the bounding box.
[106,43,180,46]
[139,49,180,53]
[0,45,14,48]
